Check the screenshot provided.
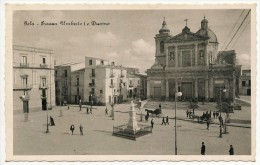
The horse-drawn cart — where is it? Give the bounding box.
[145,108,163,117]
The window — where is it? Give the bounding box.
[92,79,95,84]
[130,80,132,85]
[22,77,28,86]
[182,50,191,67]
[92,69,95,76]
[199,50,204,58]
[22,56,27,64]
[89,60,92,65]
[100,90,103,94]
[169,52,174,60]
[111,79,113,85]
[42,57,46,64]
[101,61,104,65]
[64,70,67,77]
[138,80,140,84]
[242,81,246,87]
[55,70,57,75]
[160,41,164,53]
[41,77,46,86]
[91,88,95,94]
[248,80,251,87]
[77,78,79,85]
[64,79,67,86]
[77,87,79,95]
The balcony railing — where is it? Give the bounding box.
[40,64,48,68]
[89,73,96,77]
[120,74,125,78]
[109,83,115,88]
[89,83,95,87]
[39,84,48,89]
[110,73,115,78]
[13,84,33,91]
[20,63,29,67]
[129,84,134,87]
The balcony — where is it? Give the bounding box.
[110,73,115,78]
[89,73,96,77]
[40,64,48,68]
[13,84,32,91]
[89,83,95,87]
[20,94,30,101]
[20,63,29,67]
[39,84,48,89]
[129,84,134,88]
[109,83,115,88]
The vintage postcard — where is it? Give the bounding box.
[5,4,256,161]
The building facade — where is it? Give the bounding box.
[13,45,55,112]
[147,18,241,101]
[84,57,128,105]
[54,62,85,104]
[239,69,251,96]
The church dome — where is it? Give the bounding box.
[159,19,170,34]
[196,17,218,43]
[207,28,218,43]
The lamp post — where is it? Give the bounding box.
[219,86,226,138]
[59,79,63,117]
[41,85,49,133]
[175,90,182,155]
[110,83,115,120]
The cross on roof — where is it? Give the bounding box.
[184,18,188,26]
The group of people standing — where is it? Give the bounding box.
[70,124,84,135]
[201,142,234,155]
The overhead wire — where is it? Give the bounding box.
[224,9,251,50]
[230,21,250,49]
[220,10,245,51]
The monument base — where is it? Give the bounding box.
[112,124,152,140]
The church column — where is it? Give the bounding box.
[190,50,192,66]
[194,43,198,66]
[165,45,168,68]
[147,80,150,99]
[194,78,198,98]
[209,78,214,99]
[205,42,209,66]
[180,51,182,67]
[174,45,178,68]
[165,79,169,99]
[205,78,209,102]
[233,71,236,98]
[175,79,178,92]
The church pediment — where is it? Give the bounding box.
[167,32,208,43]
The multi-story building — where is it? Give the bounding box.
[13,45,55,112]
[84,57,128,104]
[147,18,241,101]
[125,67,147,99]
[239,69,251,96]
[54,62,85,104]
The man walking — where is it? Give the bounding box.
[105,107,108,115]
[70,124,75,135]
[79,124,83,135]
[186,109,189,118]
[229,145,234,155]
[206,119,210,130]
[166,116,169,125]
[79,100,82,111]
[213,111,216,119]
[151,119,154,128]
[161,117,166,125]
[201,142,206,155]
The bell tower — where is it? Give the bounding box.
[154,17,171,67]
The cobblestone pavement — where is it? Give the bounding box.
[13,102,251,155]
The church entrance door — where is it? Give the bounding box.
[181,82,192,100]
[154,87,161,100]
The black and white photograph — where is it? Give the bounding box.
[3,3,257,162]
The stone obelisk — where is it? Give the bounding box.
[127,101,140,130]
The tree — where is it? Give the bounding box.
[188,101,199,114]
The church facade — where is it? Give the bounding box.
[146,18,241,101]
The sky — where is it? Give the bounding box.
[13,9,251,73]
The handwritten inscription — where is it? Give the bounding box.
[24,21,110,27]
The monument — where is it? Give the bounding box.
[112,101,152,140]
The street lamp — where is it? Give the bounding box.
[41,85,49,133]
[219,86,226,138]
[175,90,182,155]
[110,83,115,120]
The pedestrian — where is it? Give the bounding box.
[70,124,75,135]
[166,116,169,125]
[79,124,83,135]
[90,107,92,114]
[186,109,189,118]
[145,114,149,122]
[67,106,70,110]
[87,107,89,114]
[79,100,82,111]
[206,119,210,130]
[49,116,55,126]
[229,145,234,155]
[151,119,154,128]
[209,110,212,118]
[159,103,161,110]
[216,111,219,118]
[213,111,216,119]
[105,107,108,115]
[161,117,166,125]
[201,142,206,155]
